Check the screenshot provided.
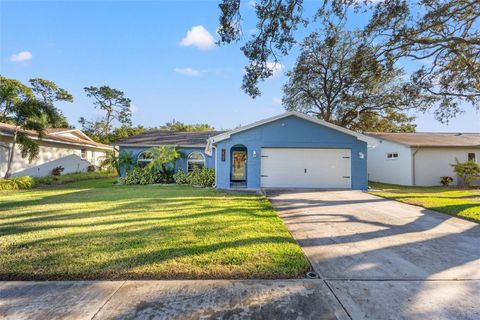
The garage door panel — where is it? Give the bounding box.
[260,148,351,188]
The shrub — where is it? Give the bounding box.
[173,169,189,184]
[452,160,480,188]
[172,168,216,187]
[121,167,164,185]
[52,166,64,176]
[440,176,454,186]
[0,176,33,190]
[87,165,96,172]
[123,167,215,187]
[185,168,215,187]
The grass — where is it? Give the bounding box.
[369,182,480,222]
[0,178,309,280]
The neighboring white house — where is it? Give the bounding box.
[0,123,113,178]
[367,132,480,186]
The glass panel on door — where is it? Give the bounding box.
[232,151,246,181]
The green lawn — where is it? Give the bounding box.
[0,179,309,280]
[369,182,480,222]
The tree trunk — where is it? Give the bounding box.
[4,130,17,179]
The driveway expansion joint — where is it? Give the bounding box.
[90,280,126,320]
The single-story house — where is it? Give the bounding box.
[114,111,376,190]
[0,123,113,177]
[367,132,480,186]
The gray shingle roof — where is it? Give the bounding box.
[0,122,112,149]
[367,132,480,147]
[113,130,224,147]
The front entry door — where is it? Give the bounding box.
[232,151,247,181]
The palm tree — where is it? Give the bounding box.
[101,150,136,183]
[146,146,183,183]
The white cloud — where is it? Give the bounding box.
[9,50,32,62]
[130,103,138,114]
[174,67,202,77]
[266,62,284,78]
[180,25,215,50]
[272,97,282,106]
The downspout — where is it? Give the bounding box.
[213,146,217,188]
[412,147,420,186]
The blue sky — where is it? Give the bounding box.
[1,0,479,132]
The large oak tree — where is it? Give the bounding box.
[283,26,421,132]
[218,0,480,122]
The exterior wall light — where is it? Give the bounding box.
[253,150,257,158]
[358,152,365,159]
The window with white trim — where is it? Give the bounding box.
[137,151,153,168]
[386,152,399,160]
[187,152,205,172]
[468,153,476,162]
[80,149,87,159]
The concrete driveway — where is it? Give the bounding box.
[268,190,480,320]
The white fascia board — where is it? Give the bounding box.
[211,111,379,146]
[364,135,412,148]
[114,144,205,148]
[50,129,95,142]
[0,132,112,151]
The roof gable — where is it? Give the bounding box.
[47,128,94,142]
[211,111,377,145]
[0,123,111,150]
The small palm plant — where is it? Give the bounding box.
[100,151,119,173]
[146,146,183,183]
[119,151,136,173]
[101,151,135,184]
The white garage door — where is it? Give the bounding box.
[260,148,351,188]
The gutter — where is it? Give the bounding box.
[412,147,421,186]
[114,144,206,148]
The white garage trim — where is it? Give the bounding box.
[260,148,351,189]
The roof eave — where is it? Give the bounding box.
[113,143,206,148]
[0,132,113,151]
[408,144,480,148]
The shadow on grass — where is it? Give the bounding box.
[1,182,309,280]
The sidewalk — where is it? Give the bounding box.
[0,279,349,320]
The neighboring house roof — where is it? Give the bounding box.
[0,123,112,150]
[46,127,95,142]
[113,130,224,147]
[211,111,378,146]
[367,132,480,148]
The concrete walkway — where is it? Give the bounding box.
[0,280,349,320]
[268,190,480,320]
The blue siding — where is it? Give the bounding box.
[118,146,215,176]
[214,115,368,190]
